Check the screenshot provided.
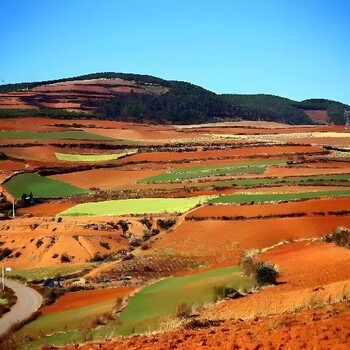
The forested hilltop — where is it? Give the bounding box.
[0,72,348,125]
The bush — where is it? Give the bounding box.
[256,262,279,285]
[157,219,176,230]
[60,253,70,263]
[323,226,350,248]
[239,249,279,286]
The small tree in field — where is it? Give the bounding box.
[239,249,279,286]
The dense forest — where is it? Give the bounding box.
[0,72,348,125]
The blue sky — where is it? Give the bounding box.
[1,0,349,104]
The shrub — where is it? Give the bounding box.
[0,248,12,261]
[323,226,350,248]
[157,219,176,230]
[140,242,150,250]
[239,249,279,286]
[60,253,70,263]
[256,262,279,285]
[99,241,110,250]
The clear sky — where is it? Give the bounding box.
[1,0,349,104]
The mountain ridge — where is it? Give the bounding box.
[0,72,348,125]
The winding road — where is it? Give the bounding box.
[0,279,42,335]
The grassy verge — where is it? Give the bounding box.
[8,264,92,282]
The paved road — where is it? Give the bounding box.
[0,279,42,335]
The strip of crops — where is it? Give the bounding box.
[119,265,252,322]
[3,173,88,198]
[209,189,350,204]
[60,196,214,216]
[139,159,286,183]
[55,150,137,162]
[0,130,117,141]
[230,174,350,187]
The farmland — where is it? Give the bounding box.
[55,150,137,162]
[60,196,214,216]
[3,173,88,198]
[0,113,349,350]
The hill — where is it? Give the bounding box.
[0,72,348,124]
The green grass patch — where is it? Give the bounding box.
[120,265,252,322]
[59,196,214,216]
[209,189,350,204]
[230,174,350,187]
[3,173,88,199]
[139,159,286,183]
[18,265,253,349]
[55,150,137,162]
[17,298,116,338]
[0,130,117,141]
[8,264,92,282]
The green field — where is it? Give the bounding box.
[59,196,214,216]
[19,265,253,349]
[120,265,252,322]
[8,264,92,282]
[0,130,117,141]
[209,189,350,204]
[138,159,286,183]
[230,174,350,187]
[55,150,137,162]
[4,173,88,198]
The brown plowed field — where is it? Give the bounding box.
[151,216,350,264]
[188,197,350,218]
[50,169,164,189]
[304,109,330,123]
[57,299,350,350]
[41,287,135,314]
[203,242,350,320]
[18,201,76,216]
[126,145,325,163]
[0,160,26,171]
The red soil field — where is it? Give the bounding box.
[56,300,350,350]
[150,216,350,265]
[41,287,135,314]
[50,169,164,190]
[18,201,76,216]
[305,109,330,123]
[126,145,326,163]
[204,242,350,321]
[0,160,26,171]
[188,197,350,218]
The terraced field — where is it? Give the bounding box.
[0,116,349,350]
[60,196,214,216]
[55,150,137,162]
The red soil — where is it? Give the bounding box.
[151,216,350,265]
[203,242,350,321]
[50,169,164,190]
[56,300,350,350]
[0,160,26,171]
[18,201,76,216]
[289,137,350,146]
[188,197,350,218]
[126,145,325,163]
[41,287,135,314]
[304,110,330,123]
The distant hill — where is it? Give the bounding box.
[0,72,348,125]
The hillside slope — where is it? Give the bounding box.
[0,72,348,125]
